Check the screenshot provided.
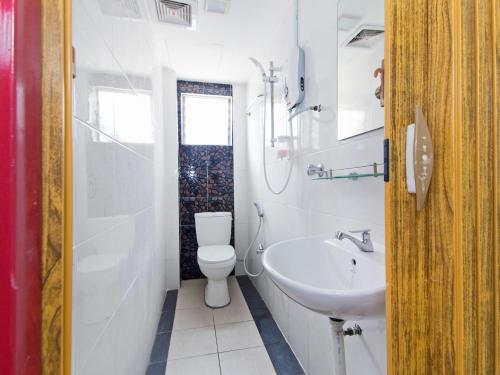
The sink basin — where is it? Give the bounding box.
[262,235,386,320]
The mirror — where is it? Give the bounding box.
[337,0,385,140]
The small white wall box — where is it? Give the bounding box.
[281,46,305,110]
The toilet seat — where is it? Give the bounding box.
[198,245,235,265]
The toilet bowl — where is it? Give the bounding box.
[195,212,235,307]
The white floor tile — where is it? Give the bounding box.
[219,347,276,375]
[176,284,206,310]
[213,302,252,325]
[168,326,218,360]
[174,306,214,330]
[168,278,280,373]
[215,321,263,352]
[228,279,246,303]
[182,278,207,289]
[166,354,221,375]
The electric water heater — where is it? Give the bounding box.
[281,46,305,110]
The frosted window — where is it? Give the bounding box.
[181,94,232,145]
[95,88,153,144]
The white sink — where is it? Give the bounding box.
[262,235,386,320]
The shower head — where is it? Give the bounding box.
[248,57,267,79]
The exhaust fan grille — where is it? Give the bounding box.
[155,0,192,26]
[346,27,384,47]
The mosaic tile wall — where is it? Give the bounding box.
[177,80,234,280]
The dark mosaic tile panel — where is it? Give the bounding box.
[179,145,208,170]
[180,225,203,279]
[179,167,207,198]
[207,145,233,171]
[204,85,232,96]
[181,249,203,279]
[178,80,234,280]
[177,80,207,94]
[177,80,232,96]
[207,195,234,213]
[180,197,207,226]
[180,225,198,251]
[230,222,235,247]
[207,170,234,196]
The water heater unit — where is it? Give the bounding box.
[281,47,305,110]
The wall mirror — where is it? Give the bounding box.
[337,0,385,140]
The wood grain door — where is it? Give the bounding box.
[385,0,499,374]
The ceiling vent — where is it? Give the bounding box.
[205,0,230,14]
[344,25,384,48]
[97,0,143,19]
[154,0,197,27]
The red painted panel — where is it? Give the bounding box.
[0,0,42,374]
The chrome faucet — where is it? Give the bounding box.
[335,230,374,253]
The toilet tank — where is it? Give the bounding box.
[194,212,232,247]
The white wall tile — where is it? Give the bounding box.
[72,1,178,373]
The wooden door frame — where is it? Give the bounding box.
[41,0,73,373]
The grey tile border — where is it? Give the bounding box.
[266,341,305,375]
[149,332,171,363]
[145,361,166,375]
[162,290,178,311]
[146,291,178,374]
[157,310,175,333]
[236,276,305,375]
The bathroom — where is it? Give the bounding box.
[2,0,498,375]
[70,0,386,373]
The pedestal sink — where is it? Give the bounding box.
[262,234,386,375]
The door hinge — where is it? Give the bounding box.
[72,46,76,79]
[384,138,390,182]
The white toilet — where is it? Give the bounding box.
[195,212,236,307]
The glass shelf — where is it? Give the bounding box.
[312,172,385,181]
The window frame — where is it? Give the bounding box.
[180,92,233,146]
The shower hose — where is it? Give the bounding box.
[241,214,264,278]
[261,83,295,195]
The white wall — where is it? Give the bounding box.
[232,84,250,275]
[245,1,387,374]
[72,0,178,373]
[152,67,181,291]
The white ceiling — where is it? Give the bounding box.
[148,0,291,83]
